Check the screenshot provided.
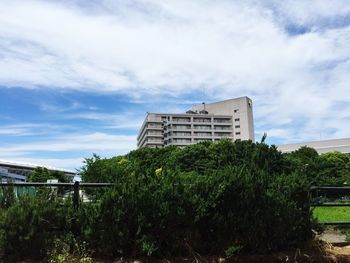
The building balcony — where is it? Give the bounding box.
[168,141,193,146]
[146,138,164,143]
[193,119,211,123]
[169,133,192,137]
[214,128,232,131]
[147,125,163,129]
[147,132,163,136]
[171,118,191,123]
[170,126,192,130]
[213,122,232,126]
[194,139,213,143]
[214,133,233,138]
[213,119,232,123]
[193,132,212,137]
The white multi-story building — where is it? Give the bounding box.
[137,97,255,148]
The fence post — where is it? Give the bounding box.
[73,181,79,208]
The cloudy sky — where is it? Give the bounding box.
[1,0,350,171]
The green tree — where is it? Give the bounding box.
[284,147,322,185]
[28,167,51,182]
[28,167,69,183]
[319,151,350,185]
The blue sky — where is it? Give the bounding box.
[1,0,350,170]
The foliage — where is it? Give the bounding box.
[75,140,315,258]
[2,139,344,261]
[284,147,321,184]
[285,148,350,186]
[0,183,16,209]
[318,151,350,185]
[0,194,72,262]
[28,167,70,183]
[75,165,313,258]
[225,244,241,258]
[48,235,92,263]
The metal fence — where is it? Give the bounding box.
[2,183,350,225]
[0,182,113,208]
[311,186,350,225]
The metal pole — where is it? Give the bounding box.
[73,181,79,208]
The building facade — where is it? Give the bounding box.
[278,137,350,155]
[137,97,254,148]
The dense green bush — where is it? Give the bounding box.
[0,194,72,261]
[75,140,315,258]
[75,165,313,258]
[0,139,331,261]
[285,147,350,186]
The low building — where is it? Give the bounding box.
[277,138,350,155]
[137,97,255,148]
[0,160,75,182]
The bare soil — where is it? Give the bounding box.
[106,244,350,263]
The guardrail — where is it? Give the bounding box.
[0,182,113,208]
[311,186,350,225]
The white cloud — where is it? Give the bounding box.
[0,132,136,169]
[0,125,33,136]
[39,101,82,113]
[0,123,76,136]
[0,0,350,142]
[1,132,136,154]
[263,0,350,27]
[0,124,55,136]
[64,112,144,129]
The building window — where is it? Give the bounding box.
[235,132,241,135]
[234,118,240,121]
[235,125,240,128]
[234,109,239,113]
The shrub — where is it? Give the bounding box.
[76,162,314,257]
[0,140,318,260]
[0,194,71,262]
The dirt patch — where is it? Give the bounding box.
[20,243,350,263]
[108,244,350,263]
[318,226,348,245]
[109,251,350,263]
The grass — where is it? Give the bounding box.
[313,206,350,222]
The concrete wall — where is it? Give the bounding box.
[192,97,255,141]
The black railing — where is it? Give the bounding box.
[0,182,113,208]
[311,186,350,225]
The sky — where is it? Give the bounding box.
[1,0,350,171]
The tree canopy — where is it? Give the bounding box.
[28,167,70,183]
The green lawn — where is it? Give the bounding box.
[313,206,350,222]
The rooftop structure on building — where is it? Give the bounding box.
[137,97,254,148]
[278,137,350,155]
[0,159,76,182]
